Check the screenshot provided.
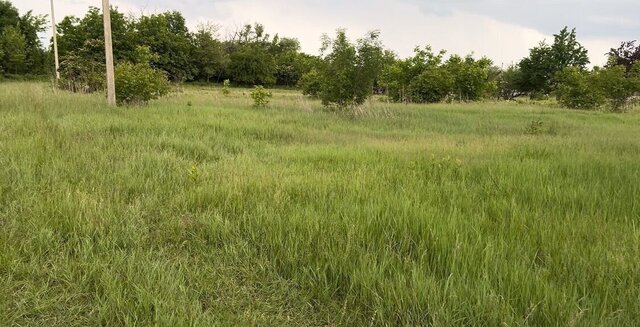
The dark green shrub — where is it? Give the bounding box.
[297,69,321,97]
[408,68,453,103]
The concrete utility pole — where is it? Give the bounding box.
[102,0,116,106]
[50,0,60,80]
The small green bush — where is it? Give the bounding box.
[297,69,321,97]
[222,79,231,96]
[250,85,273,108]
[115,62,170,106]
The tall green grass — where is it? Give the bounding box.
[1,82,639,326]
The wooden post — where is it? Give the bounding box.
[102,0,116,106]
[50,0,60,80]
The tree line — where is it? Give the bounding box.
[1,0,639,110]
[0,1,48,76]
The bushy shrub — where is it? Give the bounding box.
[379,46,445,103]
[595,64,640,112]
[445,55,494,102]
[250,85,272,108]
[497,66,525,100]
[57,40,106,93]
[114,46,170,106]
[555,67,604,109]
[115,62,170,106]
[221,79,231,96]
[297,69,321,97]
[408,68,453,103]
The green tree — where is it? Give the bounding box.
[225,24,296,86]
[57,7,136,63]
[136,11,195,81]
[317,30,384,109]
[228,44,276,85]
[274,48,307,87]
[555,67,604,109]
[518,42,555,95]
[0,26,27,74]
[497,66,525,100]
[57,39,106,93]
[298,69,321,97]
[518,27,589,95]
[0,1,20,33]
[19,11,48,74]
[408,67,453,103]
[192,24,228,82]
[595,64,640,112]
[380,46,446,103]
[0,1,47,75]
[445,55,494,101]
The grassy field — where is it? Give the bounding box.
[1,82,639,326]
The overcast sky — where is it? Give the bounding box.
[14,0,640,66]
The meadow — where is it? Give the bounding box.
[1,82,639,326]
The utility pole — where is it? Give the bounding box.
[50,0,60,80]
[102,0,116,106]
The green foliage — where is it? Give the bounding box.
[250,85,273,108]
[0,1,47,75]
[0,1,20,32]
[297,69,321,97]
[57,7,137,63]
[445,55,494,101]
[228,44,276,86]
[518,27,589,95]
[57,39,105,93]
[555,64,640,112]
[408,67,453,103]
[497,66,525,100]
[317,30,385,109]
[555,67,604,109]
[115,49,170,106]
[381,47,494,103]
[595,64,640,112]
[272,38,311,87]
[221,79,231,96]
[0,26,26,74]
[518,43,556,94]
[192,24,228,82]
[380,46,446,103]
[20,11,47,72]
[136,12,195,82]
